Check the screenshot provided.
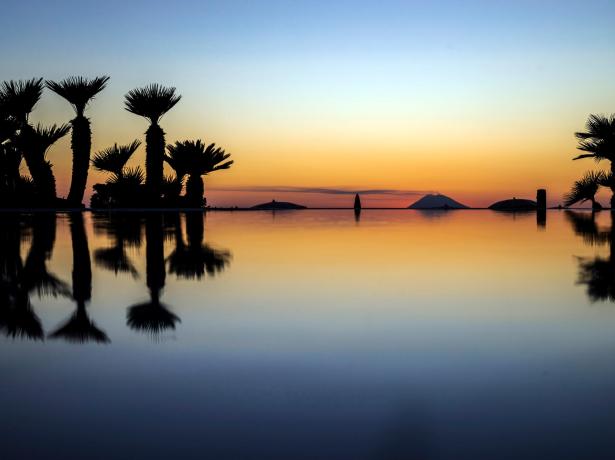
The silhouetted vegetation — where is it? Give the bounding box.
[127,214,179,336]
[124,84,181,206]
[93,212,142,277]
[564,170,604,210]
[0,212,69,340]
[49,213,109,343]
[566,211,615,302]
[165,140,233,208]
[0,78,233,209]
[167,212,231,280]
[46,76,110,207]
[569,114,615,209]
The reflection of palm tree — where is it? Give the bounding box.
[93,213,142,277]
[567,211,615,302]
[49,213,109,343]
[46,76,110,206]
[127,214,179,335]
[573,114,615,208]
[0,214,44,340]
[3,290,44,340]
[167,212,231,280]
[22,213,70,298]
[125,84,181,203]
[565,211,610,246]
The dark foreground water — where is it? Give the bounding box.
[2,210,615,459]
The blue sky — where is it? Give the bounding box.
[2,0,615,206]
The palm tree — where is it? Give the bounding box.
[0,79,44,204]
[0,115,21,203]
[46,76,110,207]
[573,114,615,208]
[18,123,70,205]
[90,140,143,207]
[92,140,141,179]
[564,170,604,210]
[165,140,233,207]
[162,142,190,205]
[0,78,43,127]
[124,84,181,204]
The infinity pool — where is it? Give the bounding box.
[2,210,615,459]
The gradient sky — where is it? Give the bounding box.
[1,0,614,207]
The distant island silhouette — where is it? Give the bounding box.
[408,194,468,210]
[489,198,537,211]
[251,200,307,210]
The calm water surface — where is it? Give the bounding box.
[2,210,615,459]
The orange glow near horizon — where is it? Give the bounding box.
[36,98,608,209]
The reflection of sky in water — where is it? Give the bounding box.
[2,210,615,459]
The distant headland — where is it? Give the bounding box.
[250,200,307,210]
[408,194,468,210]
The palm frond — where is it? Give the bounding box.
[167,139,233,176]
[122,166,145,185]
[20,123,70,157]
[92,140,141,174]
[45,76,110,115]
[124,84,181,123]
[0,78,43,122]
[573,114,615,162]
[564,170,604,207]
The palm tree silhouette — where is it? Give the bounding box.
[46,76,110,207]
[91,140,145,207]
[164,140,191,204]
[165,140,233,207]
[124,84,181,204]
[49,213,109,343]
[0,78,43,128]
[564,170,604,210]
[18,123,70,205]
[573,114,615,208]
[92,140,141,180]
[127,214,179,336]
[0,79,44,205]
[167,212,231,280]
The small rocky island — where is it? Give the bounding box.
[489,198,537,211]
[250,200,307,210]
[408,194,469,209]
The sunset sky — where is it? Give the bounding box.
[1,0,614,207]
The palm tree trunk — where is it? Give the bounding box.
[186,175,204,208]
[145,123,165,205]
[67,116,91,207]
[39,162,57,205]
